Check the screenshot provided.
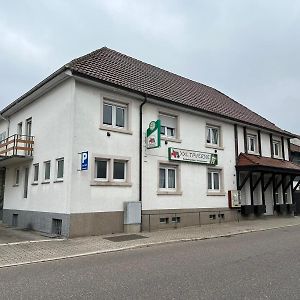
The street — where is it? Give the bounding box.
[0,226,300,299]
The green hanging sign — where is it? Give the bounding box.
[146,120,161,149]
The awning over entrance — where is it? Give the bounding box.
[236,153,300,216]
[236,153,300,175]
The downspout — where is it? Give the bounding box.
[139,95,147,202]
[0,114,10,137]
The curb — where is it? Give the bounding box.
[0,222,299,269]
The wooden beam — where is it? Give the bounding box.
[243,127,248,154]
[293,180,300,192]
[263,174,274,192]
[238,172,250,190]
[253,173,263,190]
[258,130,262,156]
[274,175,286,191]
[287,139,291,161]
[270,134,274,158]
[283,175,295,192]
[250,172,254,206]
[261,173,266,206]
[281,136,285,161]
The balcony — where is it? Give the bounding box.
[0,134,34,167]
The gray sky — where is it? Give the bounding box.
[1,0,299,133]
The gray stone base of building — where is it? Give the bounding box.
[141,208,240,231]
[2,209,70,237]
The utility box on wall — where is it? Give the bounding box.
[228,190,241,208]
[124,202,141,233]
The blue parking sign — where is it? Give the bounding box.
[81,151,88,170]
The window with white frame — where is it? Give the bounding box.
[247,134,257,154]
[44,161,51,181]
[94,158,128,183]
[207,169,221,191]
[56,158,64,180]
[273,140,281,158]
[206,125,220,146]
[33,164,39,183]
[159,165,177,190]
[95,159,109,181]
[15,169,20,186]
[159,113,177,138]
[103,101,127,129]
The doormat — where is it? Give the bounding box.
[104,234,148,242]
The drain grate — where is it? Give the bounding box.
[104,234,147,242]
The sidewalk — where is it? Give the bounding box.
[1,217,300,269]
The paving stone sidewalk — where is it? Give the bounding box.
[1,217,300,268]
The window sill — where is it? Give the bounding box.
[41,181,50,184]
[54,179,64,183]
[247,151,259,156]
[207,191,226,196]
[99,125,133,135]
[12,184,19,187]
[157,191,183,196]
[90,181,132,187]
[161,136,182,143]
[31,182,38,185]
[205,144,224,150]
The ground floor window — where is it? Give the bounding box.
[14,169,20,186]
[94,157,129,184]
[208,169,221,191]
[159,165,177,190]
[33,164,39,183]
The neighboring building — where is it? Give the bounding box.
[0,47,299,237]
[290,138,300,214]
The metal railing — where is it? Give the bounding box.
[0,134,34,157]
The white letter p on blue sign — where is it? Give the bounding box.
[81,151,88,170]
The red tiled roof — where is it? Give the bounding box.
[67,47,286,134]
[237,153,300,172]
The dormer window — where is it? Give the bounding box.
[247,134,257,154]
[273,140,282,158]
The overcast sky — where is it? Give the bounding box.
[1,0,299,133]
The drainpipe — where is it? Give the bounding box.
[139,95,147,202]
[0,114,10,137]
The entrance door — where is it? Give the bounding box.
[265,185,274,215]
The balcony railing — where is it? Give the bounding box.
[0,134,34,158]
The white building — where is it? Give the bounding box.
[0,47,299,237]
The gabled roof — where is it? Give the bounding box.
[67,47,287,135]
[236,153,300,173]
[0,47,294,136]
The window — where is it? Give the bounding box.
[33,164,39,183]
[206,125,220,146]
[247,134,257,153]
[159,165,176,190]
[44,161,51,181]
[273,140,281,158]
[56,158,64,180]
[208,170,221,191]
[15,169,20,186]
[113,161,126,181]
[93,157,129,184]
[17,122,22,136]
[103,101,127,128]
[159,113,177,138]
[95,159,108,181]
[0,131,6,143]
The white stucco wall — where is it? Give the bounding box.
[2,79,75,214]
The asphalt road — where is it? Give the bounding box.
[1,226,300,300]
